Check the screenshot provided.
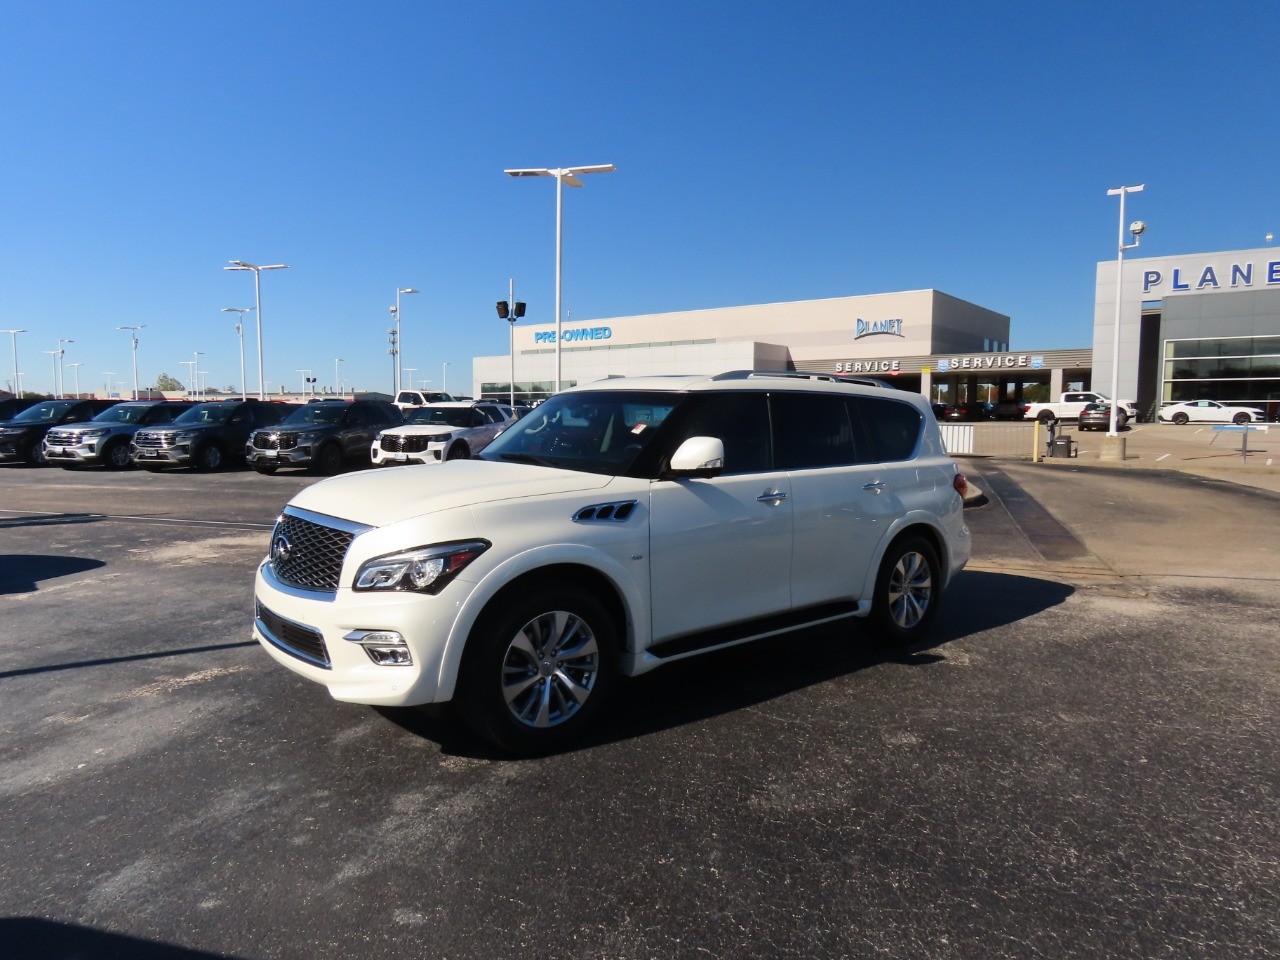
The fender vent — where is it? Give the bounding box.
[573,500,638,523]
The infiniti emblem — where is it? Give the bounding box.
[271,532,293,564]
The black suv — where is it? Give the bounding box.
[0,397,37,422]
[0,399,122,465]
[132,400,296,471]
[246,399,403,475]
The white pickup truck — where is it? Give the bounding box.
[1024,391,1139,423]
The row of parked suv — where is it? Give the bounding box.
[0,396,519,474]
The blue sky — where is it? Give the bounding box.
[2,1,1277,397]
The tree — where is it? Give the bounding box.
[154,372,184,391]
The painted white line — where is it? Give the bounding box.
[1155,454,1170,462]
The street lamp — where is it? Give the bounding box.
[442,361,450,395]
[180,360,197,398]
[390,287,419,396]
[1105,184,1145,440]
[117,326,144,400]
[43,350,59,397]
[67,362,84,398]
[0,329,25,399]
[224,260,290,400]
[496,280,527,408]
[193,351,205,400]
[334,358,343,398]
[296,369,313,399]
[221,306,255,401]
[504,163,615,392]
[57,338,75,398]
[102,372,116,396]
[403,368,417,395]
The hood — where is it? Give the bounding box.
[289,458,616,528]
[48,420,122,432]
[144,422,219,433]
[384,424,459,437]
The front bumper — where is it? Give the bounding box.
[246,446,315,468]
[132,445,193,466]
[253,561,461,707]
[0,438,29,461]
[370,444,444,466]
[44,439,108,463]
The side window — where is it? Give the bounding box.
[346,406,370,427]
[853,397,923,462]
[661,393,771,476]
[470,410,487,427]
[148,406,177,424]
[772,393,863,469]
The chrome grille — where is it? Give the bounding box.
[256,602,330,668]
[381,434,430,453]
[254,432,298,450]
[134,432,174,449]
[270,513,355,592]
[45,431,79,446]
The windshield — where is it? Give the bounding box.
[11,400,77,423]
[408,407,472,428]
[283,404,345,426]
[172,404,234,425]
[479,390,680,475]
[92,404,149,424]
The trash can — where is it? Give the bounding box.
[1050,436,1075,458]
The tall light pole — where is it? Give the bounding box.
[224,260,289,400]
[334,357,343,398]
[44,350,60,397]
[504,163,615,393]
[57,338,75,398]
[390,287,419,396]
[442,361,450,396]
[403,368,417,395]
[180,360,197,398]
[1105,184,1145,439]
[67,362,84,398]
[193,351,205,400]
[1,329,25,399]
[496,280,527,407]
[102,372,116,396]
[116,326,144,400]
[296,369,313,398]
[221,307,254,401]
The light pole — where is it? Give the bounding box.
[102,372,116,396]
[193,351,205,400]
[504,163,615,393]
[1105,184,1145,440]
[495,280,527,407]
[180,360,197,398]
[224,260,289,401]
[221,307,254,401]
[1,329,25,399]
[56,338,75,398]
[67,362,84,398]
[442,361,450,396]
[296,369,313,399]
[403,368,417,395]
[117,326,144,400]
[334,358,343,398]
[390,287,419,396]
[44,350,59,397]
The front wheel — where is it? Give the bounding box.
[870,536,941,648]
[445,442,469,461]
[24,440,50,466]
[194,443,224,471]
[314,443,343,476]
[1172,413,1189,425]
[458,587,618,755]
[1232,412,1251,425]
[104,439,133,470]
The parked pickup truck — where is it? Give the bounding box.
[1024,392,1138,423]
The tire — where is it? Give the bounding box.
[23,440,50,466]
[458,586,618,755]
[314,443,343,476]
[253,463,279,475]
[445,442,469,461]
[103,439,133,470]
[1232,412,1251,425]
[194,443,224,472]
[1036,411,1057,424]
[1172,413,1189,425]
[870,535,941,648]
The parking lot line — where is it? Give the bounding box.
[0,507,271,530]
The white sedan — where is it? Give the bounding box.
[1157,400,1265,425]
[371,401,514,466]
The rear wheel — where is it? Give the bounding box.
[458,586,618,755]
[1232,412,1251,425]
[870,536,941,648]
[1172,412,1189,425]
[103,439,133,470]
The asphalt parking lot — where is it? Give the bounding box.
[2,461,1277,959]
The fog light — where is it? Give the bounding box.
[343,630,412,666]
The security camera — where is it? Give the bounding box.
[1129,220,1146,236]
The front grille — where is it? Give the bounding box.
[134,432,174,449]
[270,513,355,592]
[256,602,330,668]
[254,432,298,450]
[46,432,78,446]
[381,434,431,453]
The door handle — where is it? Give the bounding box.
[862,481,887,493]
[756,489,788,504]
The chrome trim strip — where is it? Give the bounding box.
[281,504,374,537]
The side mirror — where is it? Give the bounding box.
[667,436,725,478]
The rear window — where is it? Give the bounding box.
[854,397,923,462]
[771,394,865,470]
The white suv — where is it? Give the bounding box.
[370,401,514,466]
[254,373,971,754]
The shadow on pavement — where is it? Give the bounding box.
[1,917,249,960]
[0,512,103,530]
[0,640,259,680]
[380,569,1074,758]
[0,554,106,595]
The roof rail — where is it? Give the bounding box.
[710,369,893,389]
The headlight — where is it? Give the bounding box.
[295,431,322,443]
[81,428,109,438]
[374,433,384,442]
[430,433,453,443]
[353,540,489,594]
[0,428,24,437]
[171,432,196,443]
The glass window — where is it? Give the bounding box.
[854,397,923,462]
[282,403,346,426]
[771,393,861,470]
[660,392,771,475]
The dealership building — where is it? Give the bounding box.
[473,245,1280,420]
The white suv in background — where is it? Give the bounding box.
[370,401,515,466]
[254,372,971,754]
